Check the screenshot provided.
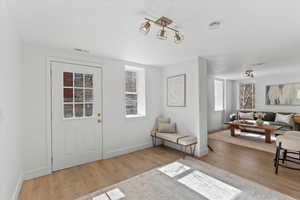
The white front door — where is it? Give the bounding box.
[51,61,102,171]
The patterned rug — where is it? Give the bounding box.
[209,129,276,154]
[77,157,294,200]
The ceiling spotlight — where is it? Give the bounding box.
[139,16,183,44]
[174,31,184,44]
[157,27,167,40]
[139,21,151,35]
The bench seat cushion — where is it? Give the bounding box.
[178,136,197,146]
[155,132,186,143]
[152,131,197,145]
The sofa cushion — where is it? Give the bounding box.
[270,121,293,129]
[158,122,177,133]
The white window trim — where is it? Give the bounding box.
[125,66,146,118]
[214,79,224,112]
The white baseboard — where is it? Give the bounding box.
[103,142,153,159]
[24,167,51,180]
[23,143,153,180]
[11,174,23,200]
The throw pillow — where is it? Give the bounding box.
[255,112,266,119]
[157,118,170,124]
[263,112,276,122]
[239,112,254,120]
[153,117,171,131]
[158,122,177,133]
[275,113,292,125]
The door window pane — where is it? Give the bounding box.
[126,94,138,115]
[85,104,93,117]
[63,72,96,119]
[74,73,83,87]
[75,104,84,117]
[85,74,93,88]
[85,89,93,102]
[64,88,73,102]
[75,89,84,102]
[64,104,73,118]
[64,72,73,87]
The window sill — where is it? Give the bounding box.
[125,114,146,119]
[214,109,224,112]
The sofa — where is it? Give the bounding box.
[230,111,296,135]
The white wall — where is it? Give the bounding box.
[22,44,163,179]
[163,59,199,134]
[0,0,23,199]
[162,58,208,156]
[234,73,300,113]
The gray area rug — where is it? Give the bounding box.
[77,157,294,200]
[209,130,276,154]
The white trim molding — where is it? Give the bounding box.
[23,167,51,180]
[103,142,152,159]
[11,174,23,200]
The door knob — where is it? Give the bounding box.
[97,119,102,123]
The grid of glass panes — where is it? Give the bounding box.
[125,71,138,115]
[63,72,94,119]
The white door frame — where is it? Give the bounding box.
[46,57,103,172]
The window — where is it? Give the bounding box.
[63,72,94,119]
[125,66,146,117]
[240,83,255,109]
[214,79,224,111]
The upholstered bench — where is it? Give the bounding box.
[151,117,197,156]
[151,132,197,156]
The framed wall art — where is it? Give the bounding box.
[167,74,186,107]
[266,82,300,105]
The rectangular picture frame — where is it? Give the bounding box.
[167,74,186,107]
[265,82,300,105]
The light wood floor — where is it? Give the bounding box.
[20,138,300,200]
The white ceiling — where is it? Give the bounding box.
[8,0,300,79]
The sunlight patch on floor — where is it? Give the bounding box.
[178,170,242,200]
[158,162,191,178]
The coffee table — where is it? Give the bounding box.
[224,121,282,143]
